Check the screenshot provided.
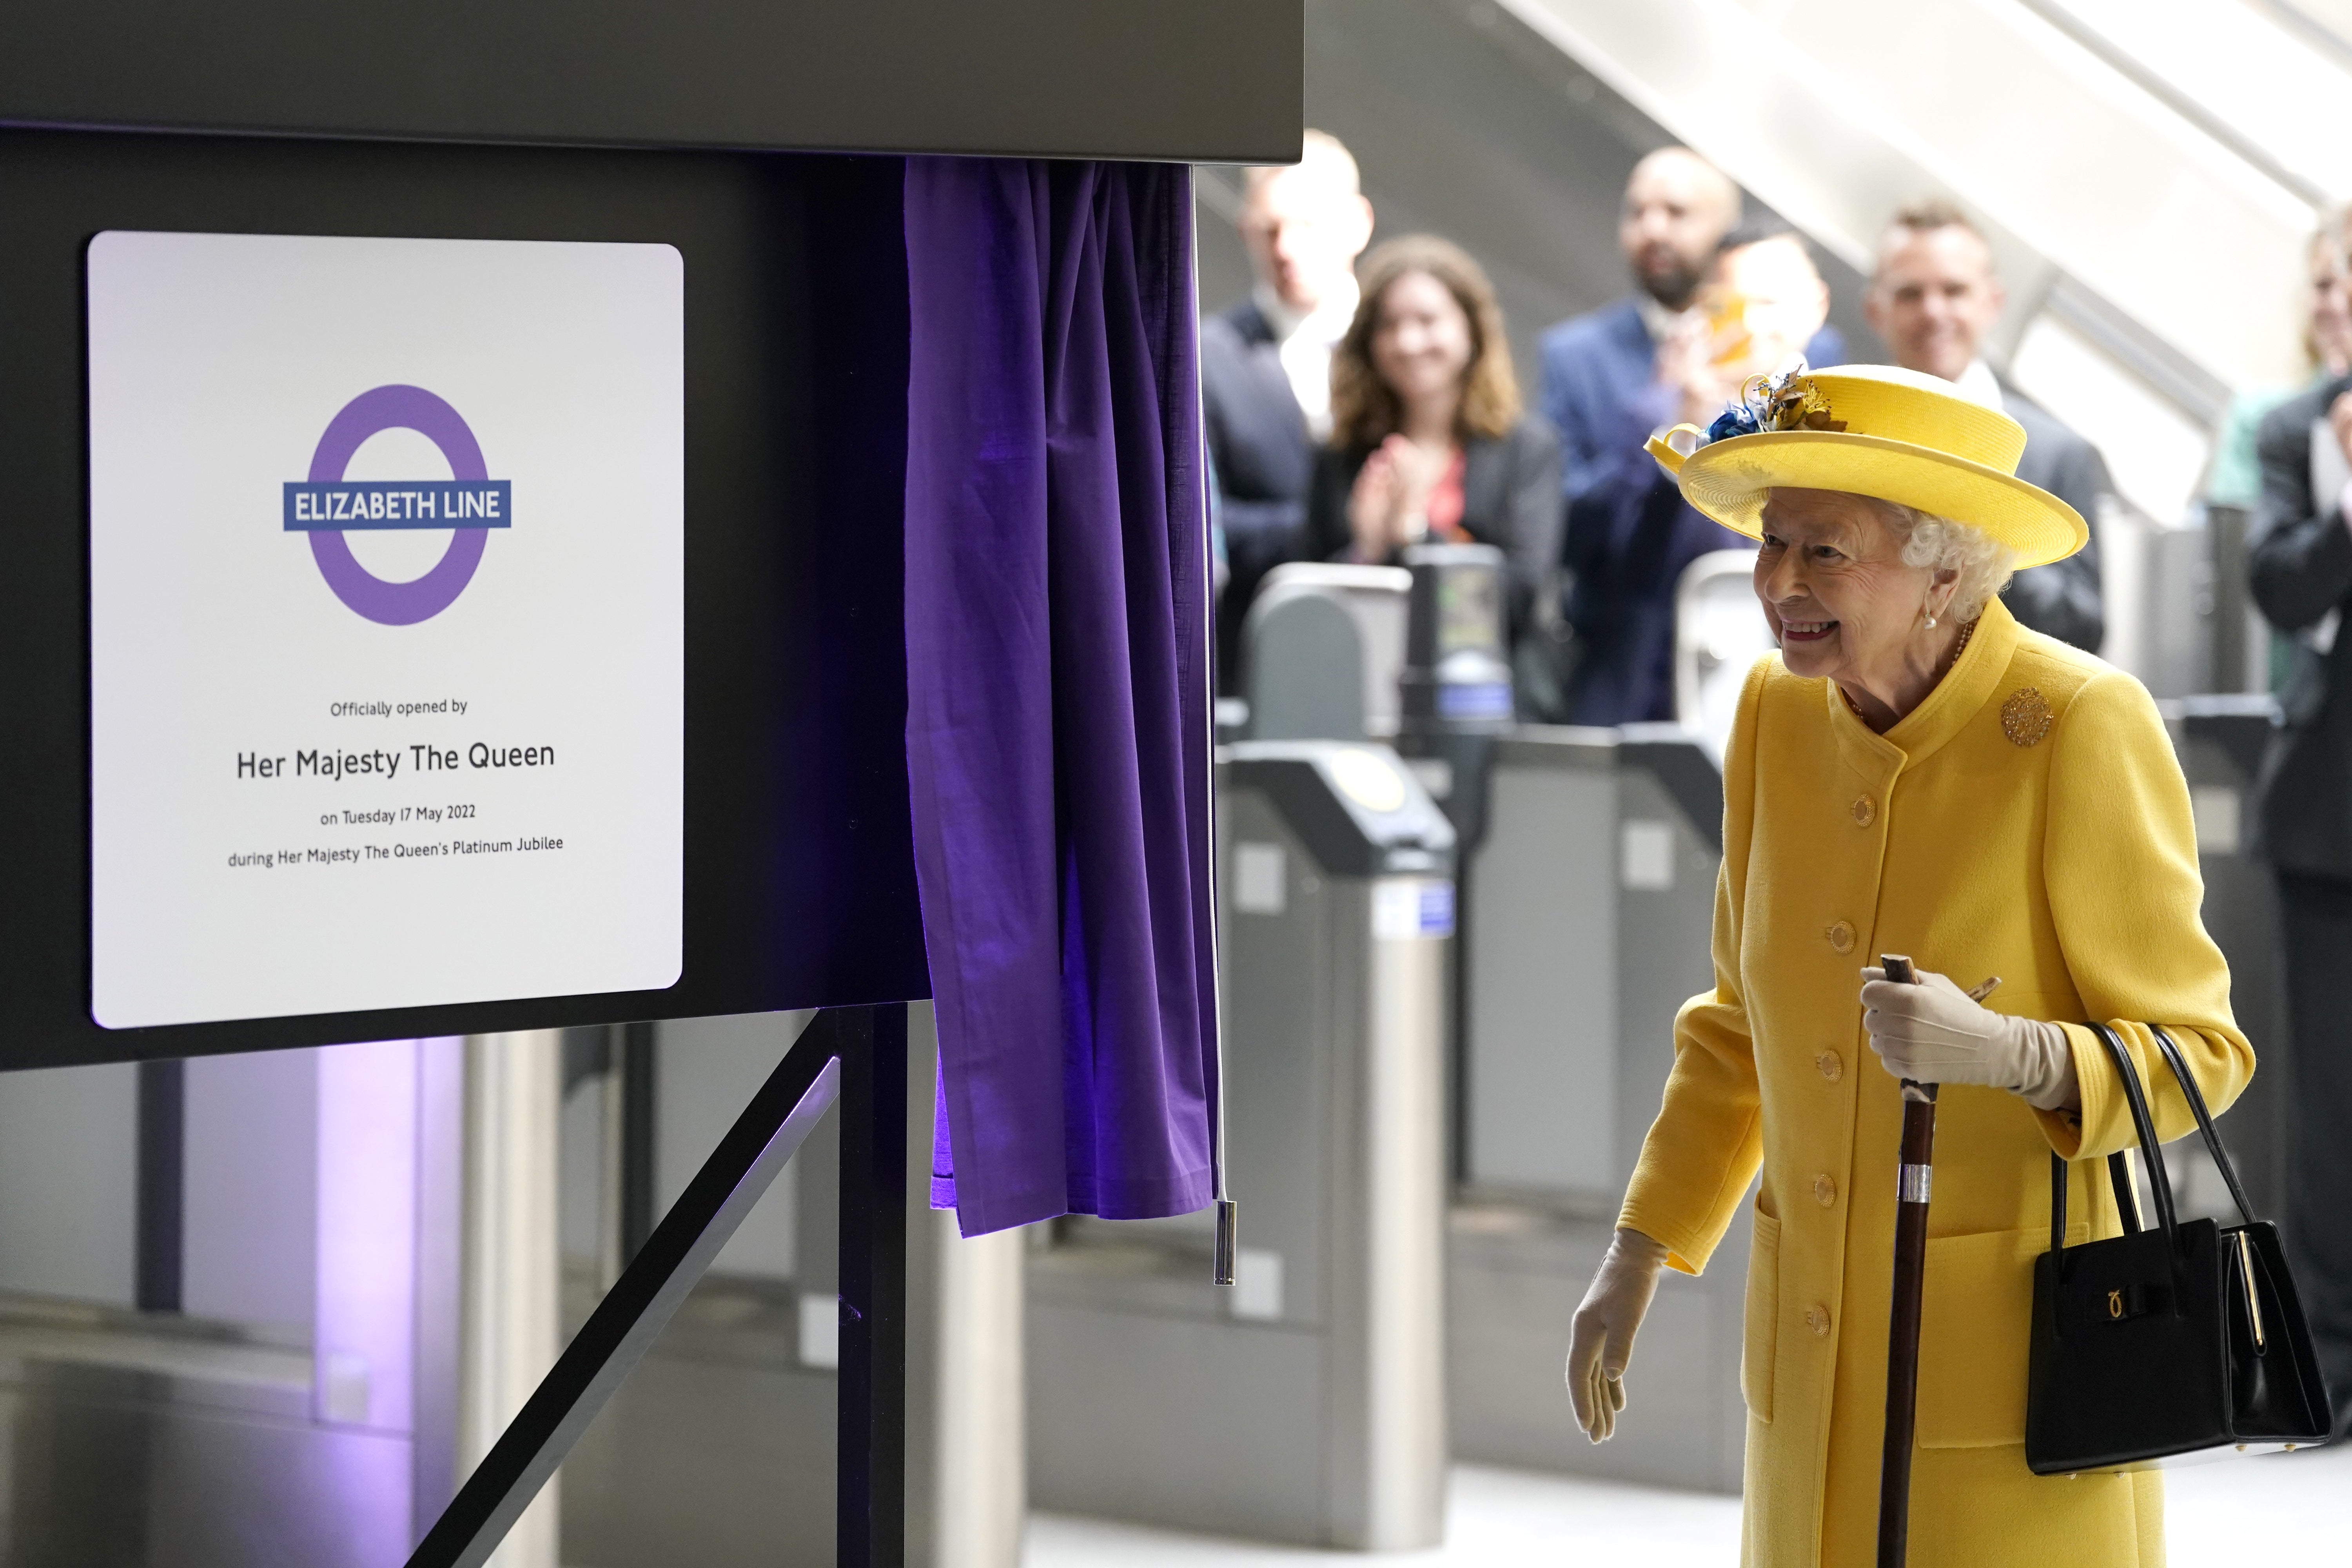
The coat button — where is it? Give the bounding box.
[1851,795,1875,827]
[1807,1304,1833,1337]
[1813,1174,1838,1207]
[1826,920,1855,954]
[1817,1050,1844,1081]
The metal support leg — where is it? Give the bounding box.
[618,1020,658,1267]
[134,1057,185,1313]
[404,1007,858,1568]
[839,1003,909,1568]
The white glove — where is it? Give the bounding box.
[1565,1227,1670,1442]
[1860,967,2078,1111]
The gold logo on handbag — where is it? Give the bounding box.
[2108,1289,2125,1321]
[2002,688,2053,747]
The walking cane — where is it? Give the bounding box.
[1874,956,1997,1568]
[1876,953,1935,1568]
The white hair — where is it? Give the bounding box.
[1876,502,2015,622]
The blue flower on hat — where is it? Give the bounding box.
[1707,405,1761,443]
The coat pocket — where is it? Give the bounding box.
[1916,1223,2085,1448]
[1742,1198,1781,1424]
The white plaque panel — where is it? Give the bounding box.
[88,230,684,1027]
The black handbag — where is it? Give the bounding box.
[2024,1023,2332,1473]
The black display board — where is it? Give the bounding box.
[0,0,1299,164]
[0,128,931,1069]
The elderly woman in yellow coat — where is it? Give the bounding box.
[1563,364,2253,1567]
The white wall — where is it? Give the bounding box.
[656,1011,811,1279]
[183,1046,319,1330]
[559,1073,611,1269]
[0,1063,138,1305]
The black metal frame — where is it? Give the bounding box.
[404,1003,909,1568]
[133,1056,185,1313]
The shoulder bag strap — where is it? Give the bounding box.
[2085,1022,2179,1240]
[2146,1025,2260,1228]
[2109,1151,2141,1232]
[2051,1151,2067,1258]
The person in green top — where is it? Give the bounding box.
[2209,211,2352,514]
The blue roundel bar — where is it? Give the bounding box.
[1435,680,1512,721]
[284,480,512,530]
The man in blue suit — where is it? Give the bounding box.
[1536,152,1842,723]
[1550,212,1844,724]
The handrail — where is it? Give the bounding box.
[405,1003,906,1568]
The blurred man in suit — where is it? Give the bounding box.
[1202,130,1375,689]
[1537,147,1843,509]
[2248,216,2352,1433]
[1559,218,1836,724]
[1864,199,2107,650]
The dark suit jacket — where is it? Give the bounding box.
[2000,382,2109,652]
[2249,373,2352,876]
[1535,299,1853,725]
[1202,298,1315,689]
[1302,416,1564,639]
[1557,432,1749,728]
[1535,296,1846,506]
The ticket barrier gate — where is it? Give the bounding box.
[1240,563,1411,743]
[1026,741,1455,1548]
[1451,725,1747,1492]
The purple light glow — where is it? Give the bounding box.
[314,1039,420,1433]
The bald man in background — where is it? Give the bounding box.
[1864,199,2106,650]
[1536,147,1842,508]
[1203,131,1376,689]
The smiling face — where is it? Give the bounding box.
[1867,222,2005,384]
[1369,269,1476,407]
[1755,488,1950,684]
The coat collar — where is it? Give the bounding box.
[1826,595,2022,779]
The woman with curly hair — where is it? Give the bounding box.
[1302,234,1561,637]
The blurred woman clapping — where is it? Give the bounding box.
[1304,235,1561,638]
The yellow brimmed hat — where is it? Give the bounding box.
[1644,363,2088,569]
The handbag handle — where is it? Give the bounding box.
[2047,1150,2141,1255]
[2089,1023,2181,1238]
[2048,1024,2179,1269]
[2145,1025,2260,1230]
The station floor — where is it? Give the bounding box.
[1024,1448,2352,1565]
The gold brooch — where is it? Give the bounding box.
[2001,687,2053,747]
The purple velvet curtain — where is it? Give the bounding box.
[901,158,1219,1237]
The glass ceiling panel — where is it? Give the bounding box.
[2038,0,2352,203]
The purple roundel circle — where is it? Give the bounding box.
[306,385,493,625]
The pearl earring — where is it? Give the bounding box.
[1926,613,1938,628]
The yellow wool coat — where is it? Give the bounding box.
[1619,598,2254,1568]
